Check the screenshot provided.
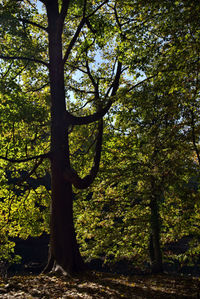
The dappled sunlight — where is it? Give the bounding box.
[0,271,199,298]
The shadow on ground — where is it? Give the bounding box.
[0,271,199,298]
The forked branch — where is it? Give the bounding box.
[66,61,122,126]
[64,119,103,189]
[63,0,109,66]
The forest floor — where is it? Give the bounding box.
[0,271,199,298]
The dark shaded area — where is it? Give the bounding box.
[164,237,190,255]
[9,234,49,275]
[2,234,200,277]
[6,170,51,191]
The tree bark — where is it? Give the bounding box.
[43,0,121,275]
[44,1,84,275]
[46,172,85,274]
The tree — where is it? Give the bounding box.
[110,0,200,273]
[72,0,200,273]
[114,81,197,273]
[0,0,123,274]
[73,78,199,273]
[1,0,199,275]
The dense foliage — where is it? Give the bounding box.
[0,0,200,273]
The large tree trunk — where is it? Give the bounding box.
[43,0,121,274]
[46,164,85,274]
[44,1,84,275]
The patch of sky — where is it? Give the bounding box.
[36,0,45,12]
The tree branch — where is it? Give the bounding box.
[66,60,122,126]
[127,74,155,92]
[24,82,49,93]
[110,61,122,96]
[68,85,95,95]
[63,0,108,65]
[63,18,85,65]
[17,18,48,32]
[0,153,50,163]
[60,0,71,23]
[85,18,97,34]
[66,102,111,125]
[85,59,99,98]
[1,61,14,79]
[0,55,49,68]
[113,3,124,38]
[39,0,47,4]
[64,119,103,189]
[10,158,45,186]
[86,0,109,18]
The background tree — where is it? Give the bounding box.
[74,79,199,272]
[73,0,200,273]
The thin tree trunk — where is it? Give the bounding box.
[149,180,163,273]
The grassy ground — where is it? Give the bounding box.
[0,271,199,298]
